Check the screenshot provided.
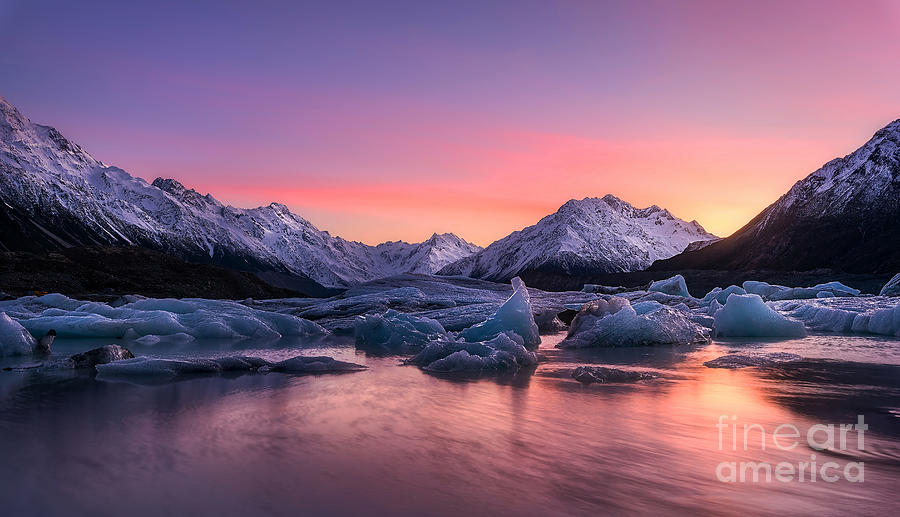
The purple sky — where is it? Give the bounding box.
[2,0,899,245]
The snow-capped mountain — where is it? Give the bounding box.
[653,118,900,273]
[438,195,717,281]
[0,95,479,287]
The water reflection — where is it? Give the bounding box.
[0,333,897,516]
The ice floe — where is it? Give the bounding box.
[407,333,539,373]
[703,352,802,369]
[772,297,900,337]
[571,366,657,385]
[881,273,900,297]
[648,274,691,298]
[457,277,541,350]
[0,312,36,357]
[0,295,327,341]
[560,299,709,348]
[96,354,365,378]
[713,294,806,338]
[354,309,448,354]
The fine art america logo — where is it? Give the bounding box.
[715,415,867,483]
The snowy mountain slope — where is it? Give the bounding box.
[438,195,717,281]
[0,95,480,287]
[653,118,900,273]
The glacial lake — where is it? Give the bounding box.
[1,333,898,516]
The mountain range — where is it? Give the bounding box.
[0,95,713,287]
[3,93,897,290]
[438,195,717,281]
[653,119,900,274]
[0,95,480,287]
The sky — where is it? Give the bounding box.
[1,0,899,246]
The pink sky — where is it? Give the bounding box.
[1,0,899,245]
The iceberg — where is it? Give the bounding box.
[648,275,691,298]
[560,300,709,348]
[571,366,657,385]
[268,355,368,373]
[407,333,539,373]
[703,352,802,369]
[880,273,900,297]
[742,281,788,299]
[96,354,365,378]
[2,295,327,341]
[714,285,746,305]
[0,312,36,356]
[774,298,900,337]
[713,294,806,338]
[354,309,447,354]
[457,277,540,350]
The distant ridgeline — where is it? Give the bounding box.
[652,119,900,275]
[2,92,898,293]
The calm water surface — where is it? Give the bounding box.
[1,333,898,516]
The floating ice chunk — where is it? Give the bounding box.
[742,281,788,299]
[715,285,746,305]
[706,299,723,316]
[771,297,900,336]
[458,277,540,350]
[713,294,806,338]
[648,275,691,298]
[581,284,629,294]
[96,357,224,377]
[408,333,539,373]
[66,345,135,369]
[533,309,567,333]
[97,354,364,378]
[565,298,631,338]
[269,356,367,373]
[354,309,447,354]
[560,301,710,348]
[700,287,722,305]
[817,291,835,298]
[0,312,36,356]
[13,296,327,341]
[881,273,900,297]
[572,366,657,385]
[703,352,802,369]
[812,282,860,297]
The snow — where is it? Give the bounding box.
[0,312,35,356]
[0,95,480,288]
[457,277,541,349]
[560,300,709,348]
[713,294,806,338]
[407,333,539,373]
[437,195,717,281]
[880,273,900,297]
[0,295,326,341]
[648,275,691,298]
[354,309,447,354]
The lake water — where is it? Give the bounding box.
[1,333,898,516]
